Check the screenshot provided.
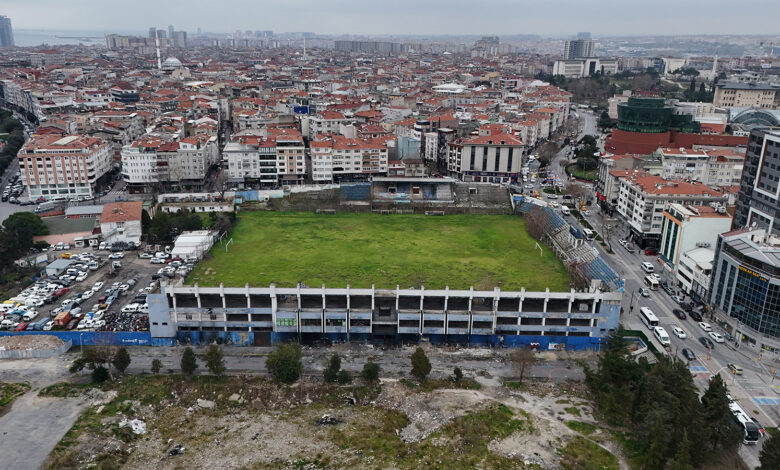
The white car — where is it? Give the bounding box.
[649,273,661,281]
[709,332,725,343]
[92,319,106,329]
[43,320,53,331]
[150,258,166,264]
[121,303,139,313]
[119,284,130,292]
[92,281,104,290]
[583,210,591,216]
[672,326,687,339]
[77,318,93,330]
[92,310,105,321]
[75,273,88,283]
[108,252,124,259]
[82,289,94,299]
[698,322,712,332]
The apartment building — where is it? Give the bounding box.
[658,203,731,280]
[272,130,307,185]
[713,82,776,109]
[121,135,218,189]
[223,136,278,187]
[447,133,524,184]
[310,136,390,183]
[18,134,112,200]
[615,172,728,248]
[658,147,744,187]
[733,128,780,236]
[303,111,349,139]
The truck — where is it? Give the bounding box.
[53,310,72,328]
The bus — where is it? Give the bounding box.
[582,228,594,240]
[639,307,659,329]
[644,276,659,290]
[729,402,761,445]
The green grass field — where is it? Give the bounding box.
[187,212,571,290]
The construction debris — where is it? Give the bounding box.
[315,414,341,426]
[0,335,64,351]
[119,418,147,435]
[196,399,215,409]
[167,444,185,456]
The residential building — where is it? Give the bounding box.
[18,134,112,200]
[223,136,278,187]
[733,128,780,236]
[303,111,349,139]
[658,203,732,278]
[709,228,780,353]
[272,130,307,185]
[552,58,618,78]
[447,133,524,184]
[658,147,744,187]
[310,136,390,183]
[615,172,728,248]
[713,82,777,109]
[100,201,143,245]
[563,38,595,59]
[121,135,219,189]
[0,15,13,47]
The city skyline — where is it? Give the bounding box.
[3,0,780,36]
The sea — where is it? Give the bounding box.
[14,29,142,47]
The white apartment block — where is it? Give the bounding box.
[615,172,728,247]
[447,133,524,184]
[19,134,112,200]
[658,147,744,187]
[121,135,218,188]
[658,203,732,275]
[310,136,389,182]
[304,111,349,139]
[223,137,279,187]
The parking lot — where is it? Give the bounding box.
[0,244,195,334]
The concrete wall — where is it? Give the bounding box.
[0,339,72,358]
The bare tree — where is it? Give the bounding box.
[536,141,559,168]
[601,218,618,249]
[564,183,589,205]
[509,347,537,383]
[523,206,548,241]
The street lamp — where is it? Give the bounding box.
[79,332,84,354]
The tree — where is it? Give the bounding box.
[697,82,708,102]
[361,361,380,383]
[509,347,536,382]
[410,347,431,382]
[112,347,131,375]
[204,344,226,376]
[598,111,612,130]
[151,358,162,375]
[92,365,109,383]
[336,370,352,384]
[453,367,463,382]
[69,346,120,381]
[579,134,597,147]
[759,431,780,470]
[323,353,342,383]
[141,209,152,236]
[266,342,303,384]
[536,141,559,168]
[3,212,49,255]
[700,375,741,453]
[667,429,693,470]
[181,346,198,376]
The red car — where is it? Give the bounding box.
[54,288,69,297]
[14,322,29,331]
[66,318,79,330]
[645,248,658,256]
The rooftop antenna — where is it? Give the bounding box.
[155,30,162,70]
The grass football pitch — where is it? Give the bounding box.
[187,212,571,291]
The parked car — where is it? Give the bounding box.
[139,252,154,259]
[682,348,696,361]
[672,309,686,320]
[150,258,166,264]
[689,310,703,322]
[108,252,124,259]
[698,322,713,332]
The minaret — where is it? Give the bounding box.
[303,37,307,60]
[155,31,162,70]
[711,49,718,77]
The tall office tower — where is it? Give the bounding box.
[733,128,780,236]
[149,27,157,39]
[196,27,202,35]
[0,15,15,47]
[563,38,595,59]
[173,31,187,48]
[168,24,174,38]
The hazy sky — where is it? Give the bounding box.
[4,0,780,36]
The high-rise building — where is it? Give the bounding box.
[733,128,780,235]
[0,15,14,47]
[563,38,594,59]
[172,31,187,48]
[708,127,780,354]
[168,24,174,39]
[148,27,157,39]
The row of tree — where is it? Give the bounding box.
[0,109,24,177]
[142,209,235,244]
[585,328,742,469]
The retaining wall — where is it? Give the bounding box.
[0,339,72,359]
[0,331,152,347]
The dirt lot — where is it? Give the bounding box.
[39,373,626,470]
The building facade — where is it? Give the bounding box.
[447,133,524,184]
[0,15,13,47]
[121,135,218,189]
[733,128,780,236]
[19,134,112,200]
[713,83,777,109]
[658,203,731,276]
[658,147,744,187]
[709,228,780,353]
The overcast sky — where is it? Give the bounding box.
[4,0,780,36]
